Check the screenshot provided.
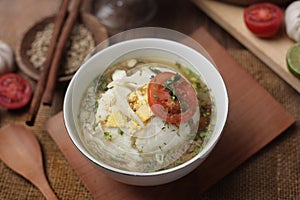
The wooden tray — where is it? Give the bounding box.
[192,0,300,93]
[46,28,295,199]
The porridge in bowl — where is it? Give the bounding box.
[78,57,215,173]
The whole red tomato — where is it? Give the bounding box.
[244,2,283,38]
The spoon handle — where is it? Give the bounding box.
[32,174,58,200]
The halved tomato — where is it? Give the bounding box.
[148,72,198,125]
[0,73,32,110]
[244,2,283,38]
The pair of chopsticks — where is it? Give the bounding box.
[26,0,82,126]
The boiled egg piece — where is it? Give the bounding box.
[96,67,156,133]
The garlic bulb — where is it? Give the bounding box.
[0,40,15,75]
[285,1,300,42]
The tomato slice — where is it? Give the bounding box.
[244,2,282,38]
[0,73,32,110]
[148,72,198,124]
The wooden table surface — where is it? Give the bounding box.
[0,0,299,199]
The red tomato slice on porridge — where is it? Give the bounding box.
[148,72,198,124]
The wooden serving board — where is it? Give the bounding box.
[192,0,300,93]
[46,28,295,199]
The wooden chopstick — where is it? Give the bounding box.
[26,0,71,126]
[42,0,83,106]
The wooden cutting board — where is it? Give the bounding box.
[46,28,295,199]
[192,0,300,93]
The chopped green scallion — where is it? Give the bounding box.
[175,62,182,68]
[104,132,112,141]
[118,128,124,135]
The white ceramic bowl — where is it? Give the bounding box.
[63,38,228,186]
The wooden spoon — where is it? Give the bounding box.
[0,124,58,200]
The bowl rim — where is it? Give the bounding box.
[64,37,229,176]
